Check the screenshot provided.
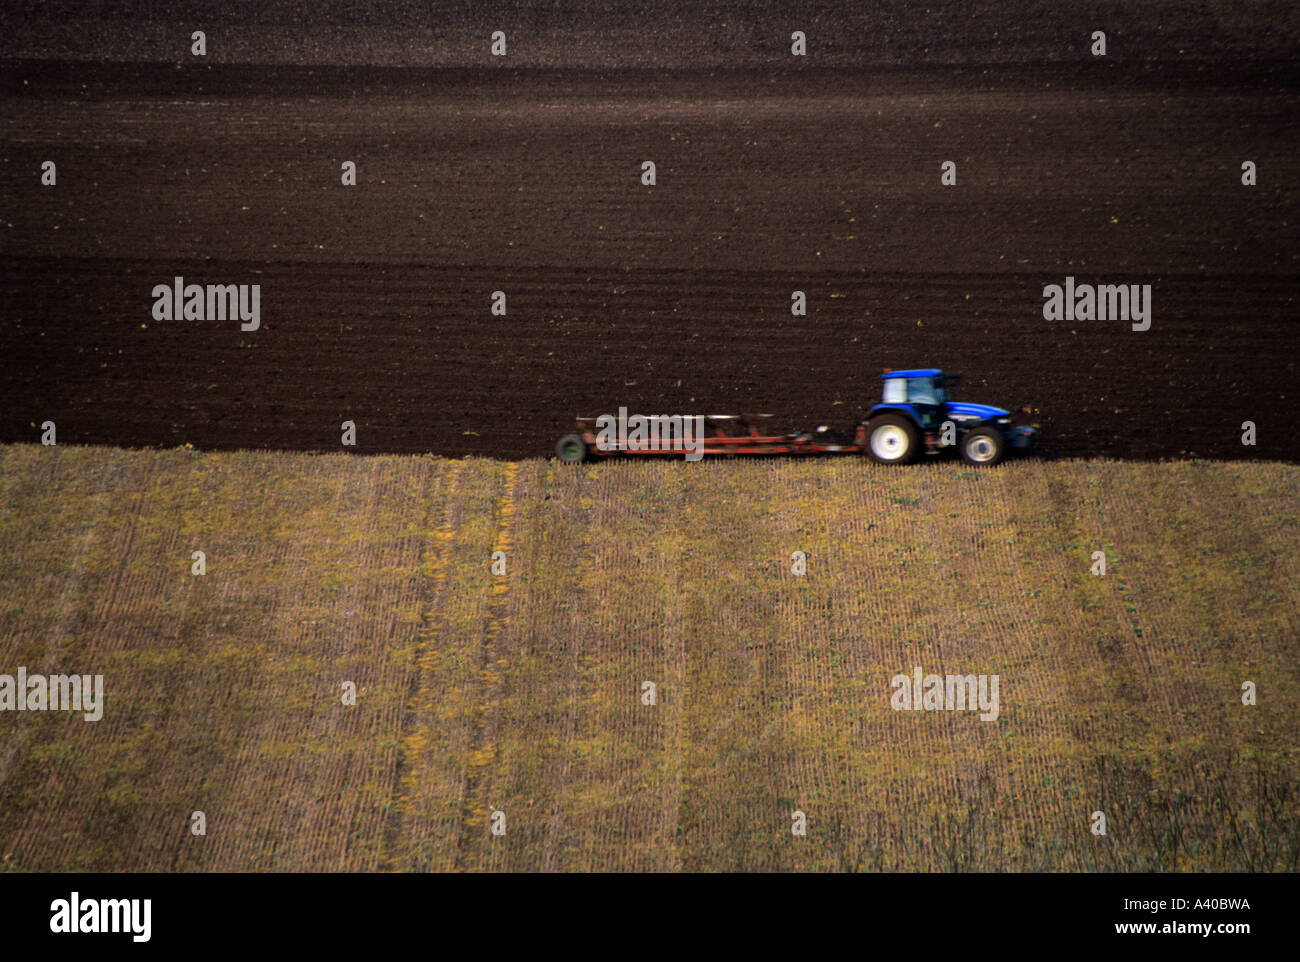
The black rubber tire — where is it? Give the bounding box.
[865,414,920,464]
[555,434,590,464]
[960,426,1006,466]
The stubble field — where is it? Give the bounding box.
[1,444,1296,871]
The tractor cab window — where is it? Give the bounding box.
[882,379,907,404]
[907,378,945,406]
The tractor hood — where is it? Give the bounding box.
[946,401,1008,420]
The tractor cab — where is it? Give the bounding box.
[876,369,954,428]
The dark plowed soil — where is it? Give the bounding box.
[2,62,1297,461]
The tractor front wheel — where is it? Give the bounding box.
[555,434,590,464]
[866,415,920,464]
[960,427,1006,466]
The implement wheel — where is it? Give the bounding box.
[555,434,590,464]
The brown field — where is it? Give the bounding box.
[3,63,1298,463]
[0,443,1297,871]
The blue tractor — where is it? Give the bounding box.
[858,369,1035,466]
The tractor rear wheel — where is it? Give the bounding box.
[960,426,1006,466]
[866,415,920,464]
[555,434,590,464]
